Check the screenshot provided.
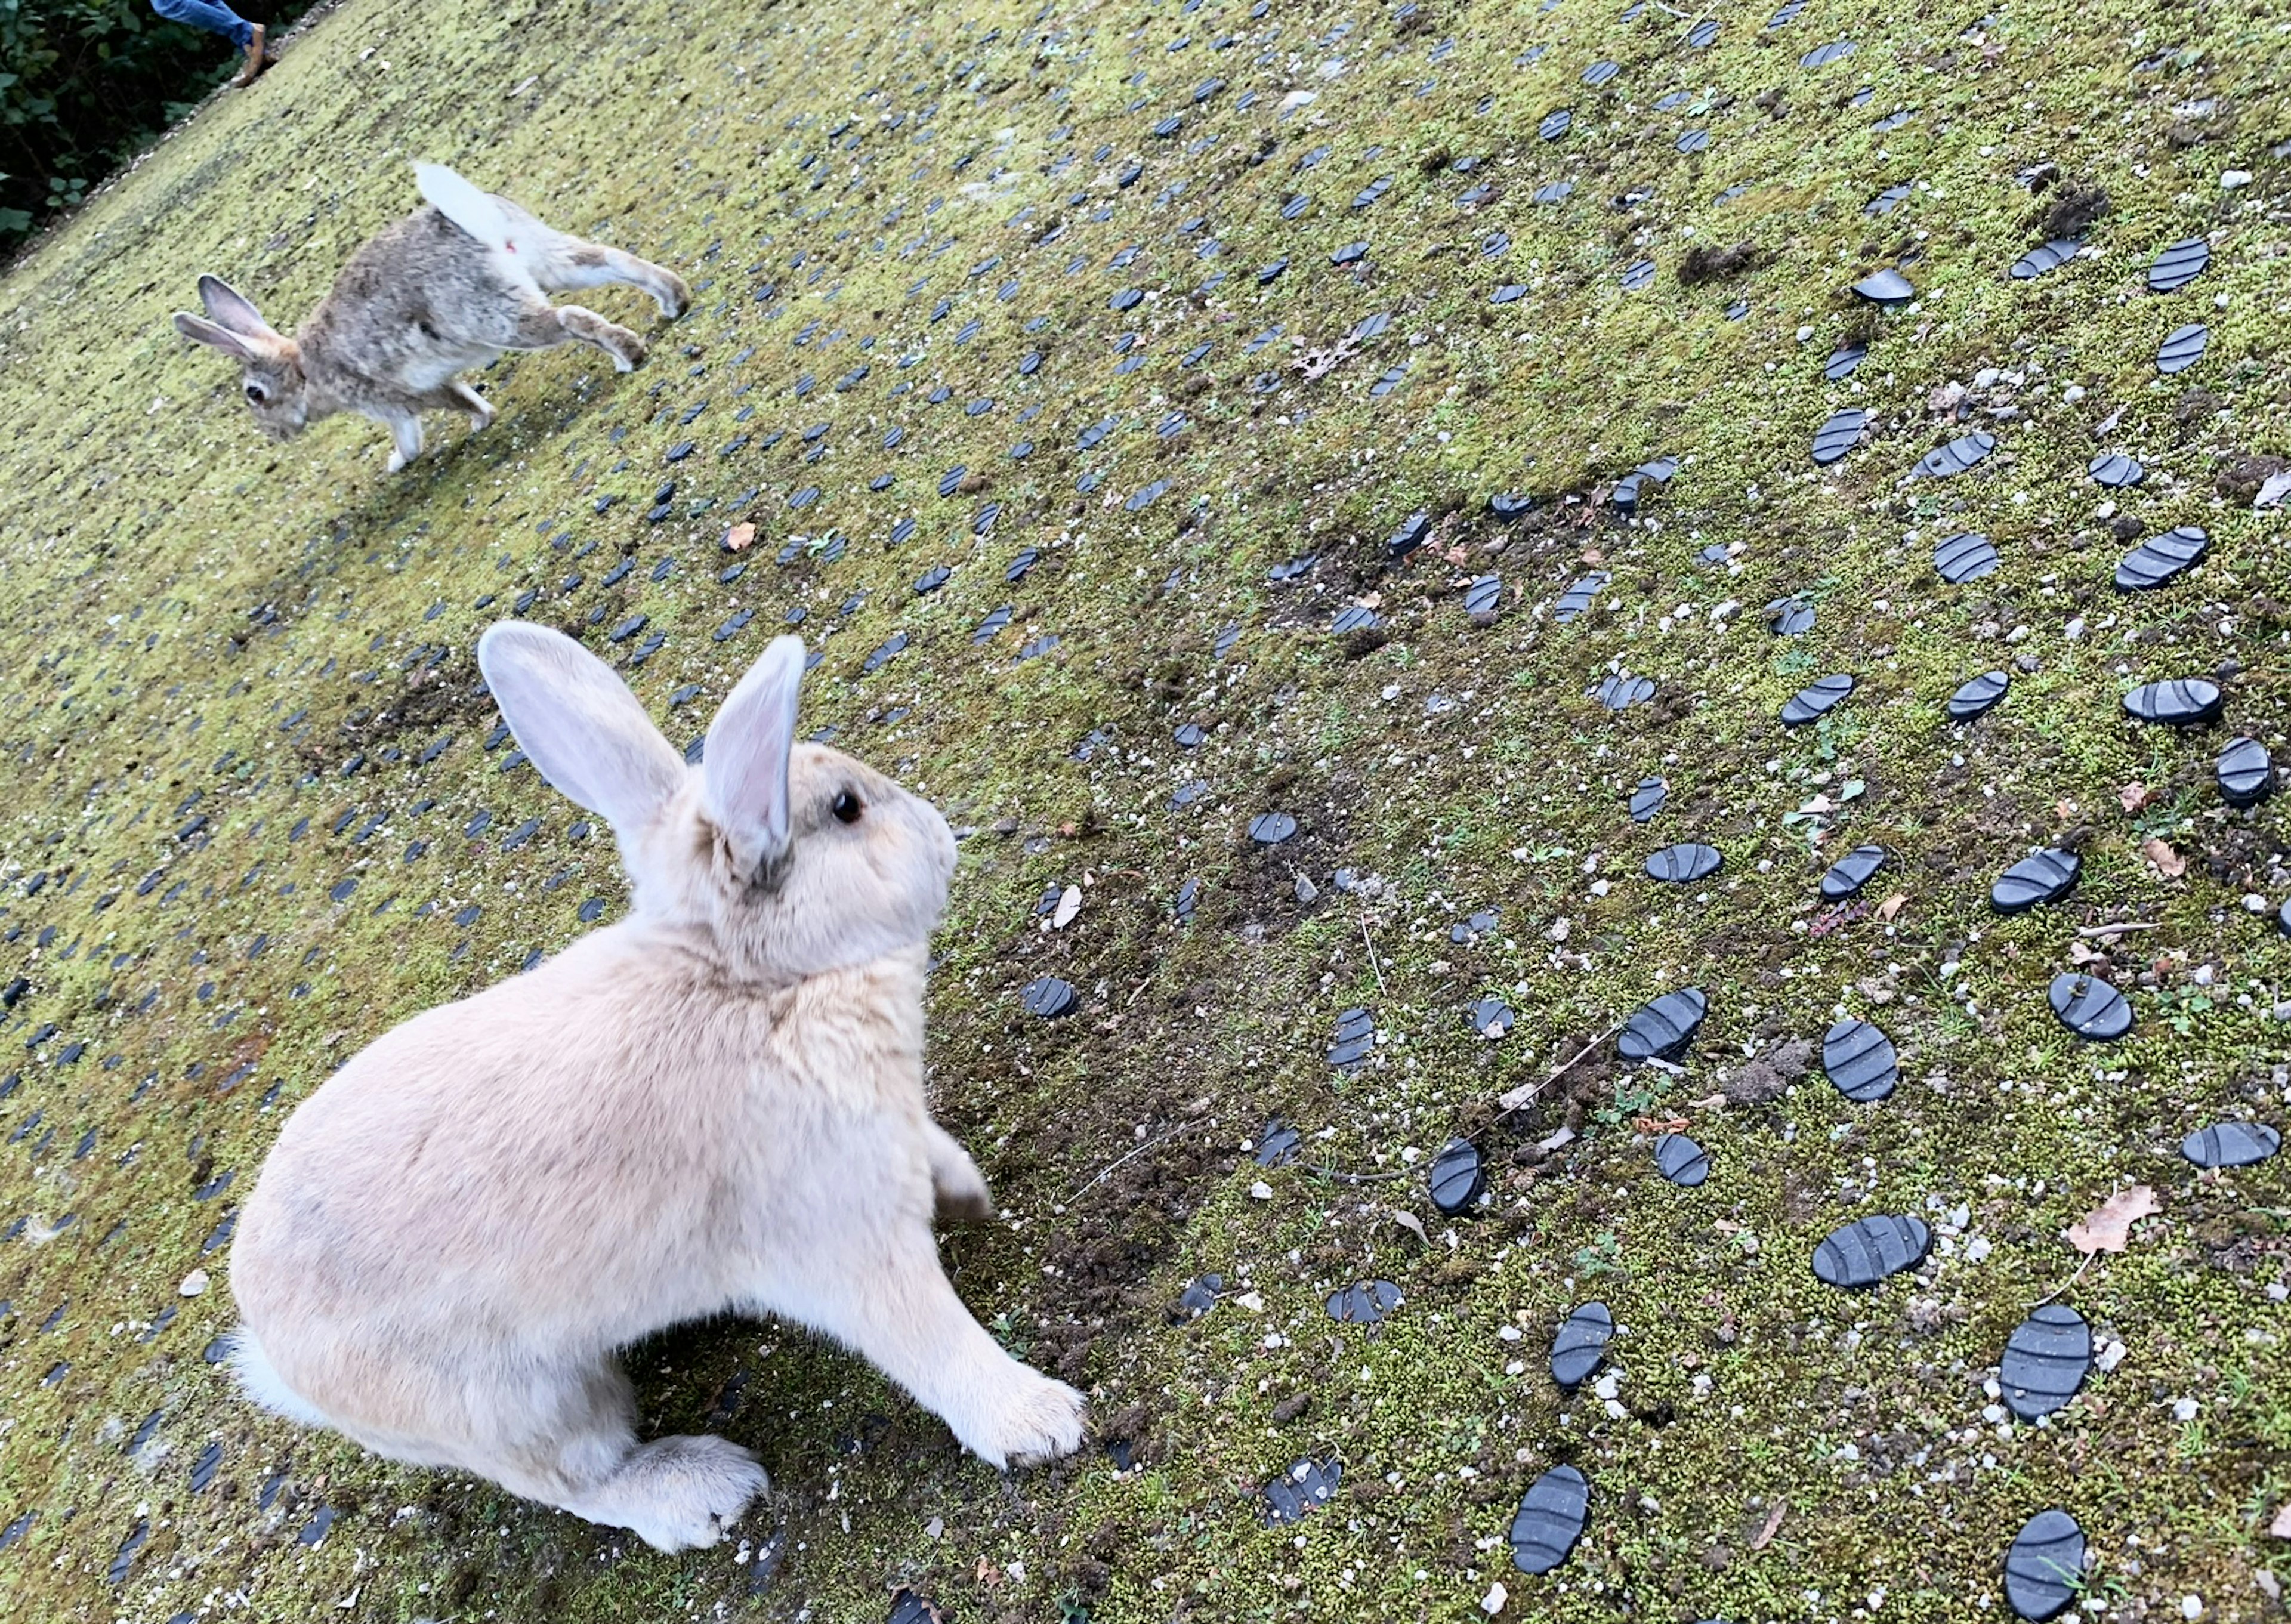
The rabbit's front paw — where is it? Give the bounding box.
[600,1434,769,1553]
[657,274,693,319]
[971,1371,1089,1469]
[930,1142,995,1226]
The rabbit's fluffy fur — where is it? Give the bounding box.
[172,165,688,473]
[228,626,1088,1552]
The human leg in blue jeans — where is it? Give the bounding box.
[150,0,271,87]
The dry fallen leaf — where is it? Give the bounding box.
[2067,1184,2162,1255]
[1632,1114,1690,1135]
[723,521,755,551]
[1876,891,1909,922]
[2271,1502,2291,1539]
[2142,837,2186,879]
[2119,781,2156,813]
[1390,1210,1429,1244]
[1051,884,1082,930]
[1579,547,1605,566]
[1749,1501,1786,1551]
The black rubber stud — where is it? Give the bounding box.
[1811,1214,1931,1288]
[2156,323,2209,373]
[1781,674,1855,725]
[1595,674,1656,710]
[1549,1302,1613,1390]
[1328,1006,1376,1067]
[1647,842,1722,883]
[2216,737,2273,807]
[1628,777,1667,822]
[1429,1137,1486,1214]
[1619,987,1708,1063]
[1913,431,1995,478]
[1934,530,1999,583]
[1508,1465,1589,1575]
[2146,236,2210,292]
[2121,678,2222,727]
[1991,848,2079,914]
[2113,524,2207,592]
[1999,1304,2092,1421]
[2179,1120,2280,1168]
[1947,669,2011,722]
[1466,574,1503,625]
[1250,811,1299,843]
[1811,409,1866,465]
[1021,976,1077,1018]
[1326,1280,1402,1323]
[1820,845,1885,900]
[2048,973,2132,1042]
[2009,240,2078,279]
[1261,1456,1343,1524]
[2003,1508,2085,1621]
[1653,1132,1710,1187]
[1852,267,1913,302]
[1256,1122,1302,1166]
[1554,572,1610,622]
[1822,1018,1898,1103]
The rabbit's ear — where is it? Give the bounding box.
[703,636,807,870]
[477,622,686,829]
[174,312,269,364]
[196,274,279,338]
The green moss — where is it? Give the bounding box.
[0,0,2287,1619]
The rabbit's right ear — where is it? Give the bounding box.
[476,622,686,829]
[173,312,268,364]
[197,274,279,338]
[702,636,807,874]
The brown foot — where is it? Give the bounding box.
[234,24,268,87]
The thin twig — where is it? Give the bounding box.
[1069,1121,1191,1201]
[2031,1252,2095,1308]
[2077,921,2159,937]
[1472,1025,1622,1142]
[1304,1163,1412,1185]
[1357,912,1388,996]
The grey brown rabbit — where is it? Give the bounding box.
[172,165,689,472]
[225,628,1089,1552]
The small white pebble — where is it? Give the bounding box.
[2173,1397,2200,1422]
[2181,1595,2203,1620]
[1482,1580,1509,1615]
[178,1270,209,1298]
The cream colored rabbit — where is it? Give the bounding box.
[172,164,689,473]
[226,627,1088,1551]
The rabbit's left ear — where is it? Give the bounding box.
[197,274,280,338]
[703,637,806,873]
[477,622,687,831]
[173,312,270,364]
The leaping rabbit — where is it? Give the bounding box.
[224,628,1089,1550]
[171,164,690,473]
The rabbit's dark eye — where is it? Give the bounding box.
[832,789,863,824]
[244,382,267,404]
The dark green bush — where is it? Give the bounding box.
[1,0,313,245]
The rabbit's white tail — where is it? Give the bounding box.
[226,1327,335,1429]
[415,163,548,295]
[415,163,512,249]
